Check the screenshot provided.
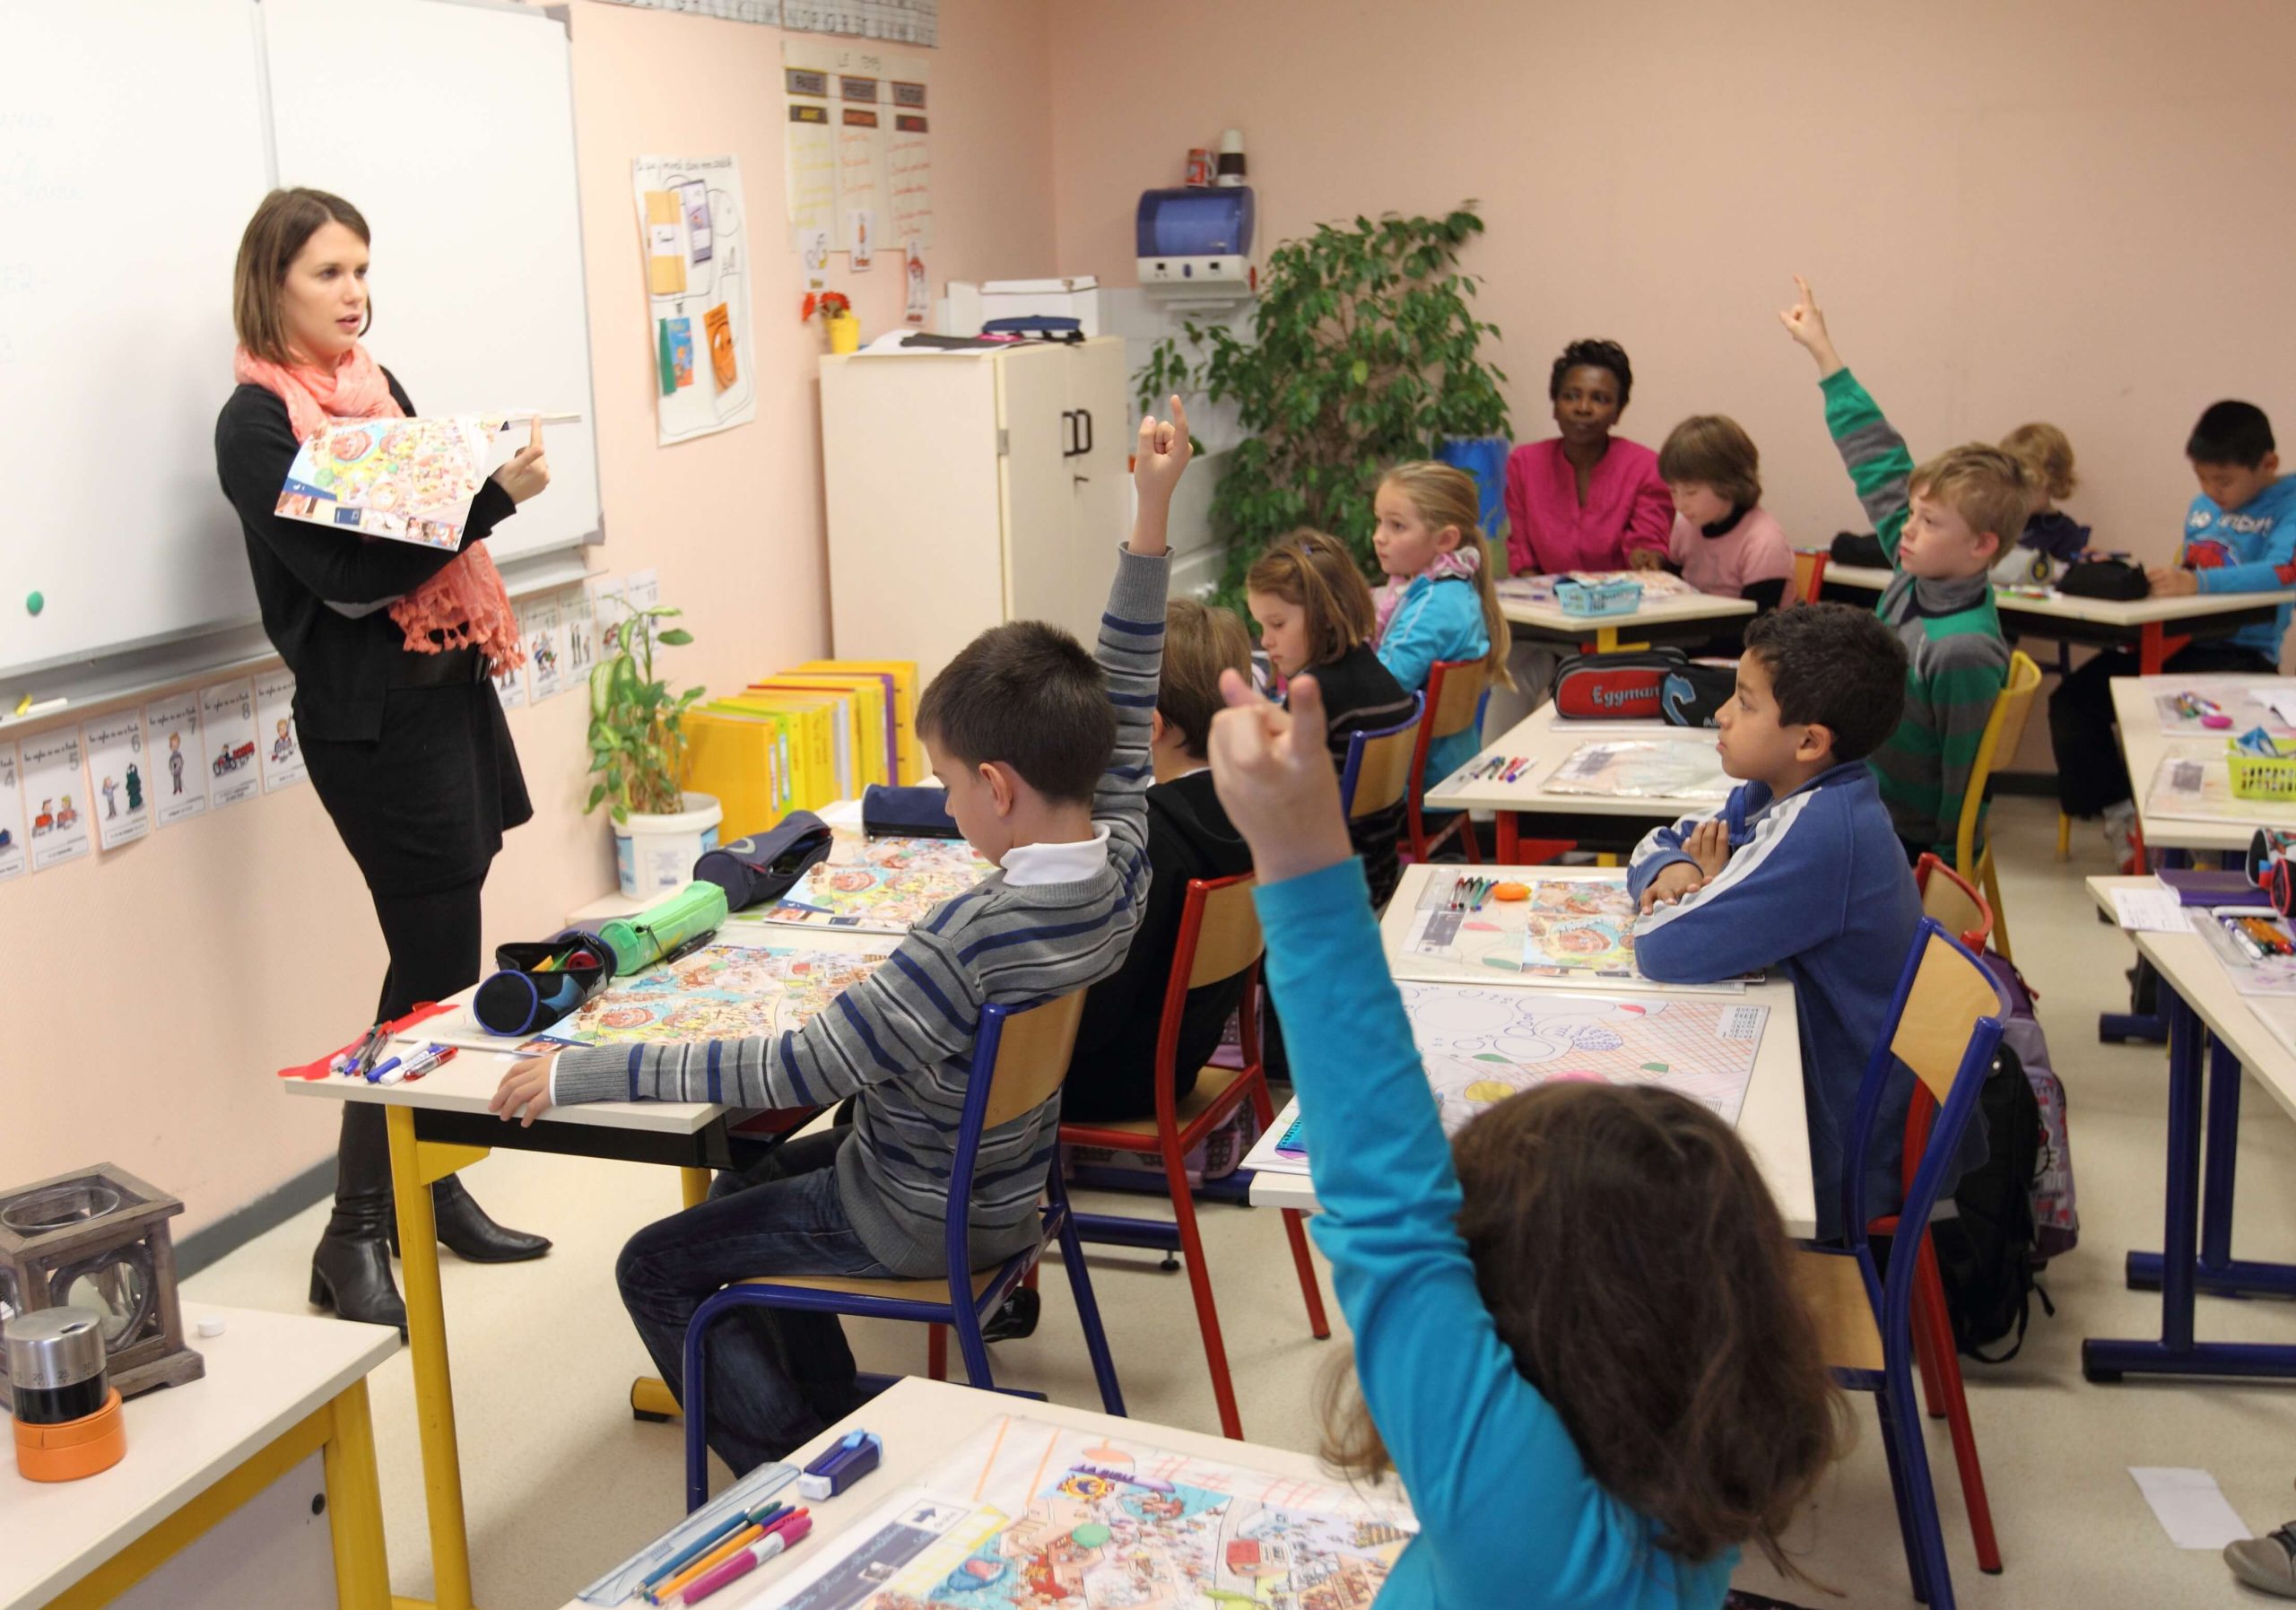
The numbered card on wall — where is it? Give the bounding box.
[82,712,152,851]
[200,677,260,811]
[491,648,529,711]
[145,691,208,828]
[20,727,91,871]
[255,671,306,791]
[563,586,600,682]
[0,741,27,882]
[521,598,569,702]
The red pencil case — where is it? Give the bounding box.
[1553,649,1686,721]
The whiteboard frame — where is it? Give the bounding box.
[1,0,605,707]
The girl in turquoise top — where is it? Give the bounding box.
[1206,671,1841,1609]
[1370,463,1513,792]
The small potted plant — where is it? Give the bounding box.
[585,604,718,898]
[803,290,859,355]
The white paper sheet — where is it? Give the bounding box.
[2110,884,2193,933]
[2129,1466,2251,1550]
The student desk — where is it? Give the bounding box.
[1498,581,1752,654]
[1246,864,1818,1240]
[2,1304,395,1610]
[2082,876,2296,1384]
[1425,705,1720,859]
[545,1376,1401,1610]
[1821,564,2291,674]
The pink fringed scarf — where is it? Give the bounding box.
[1372,544,1483,642]
[234,344,525,672]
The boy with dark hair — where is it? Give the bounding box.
[2049,399,2295,862]
[1629,603,1930,1237]
[1779,276,2018,866]
[491,404,1194,1474]
[1061,599,1255,1123]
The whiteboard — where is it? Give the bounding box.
[0,0,602,683]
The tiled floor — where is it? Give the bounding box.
[184,796,2296,1608]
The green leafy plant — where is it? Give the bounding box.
[1137,204,1510,596]
[585,605,704,822]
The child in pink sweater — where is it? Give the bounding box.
[1659,413,1796,612]
[1502,338,1674,576]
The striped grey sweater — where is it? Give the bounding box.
[553,547,1167,1275]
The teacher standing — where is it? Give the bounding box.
[215,187,551,1335]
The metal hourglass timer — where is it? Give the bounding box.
[0,1164,204,1399]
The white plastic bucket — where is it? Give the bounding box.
[613,791,722,900]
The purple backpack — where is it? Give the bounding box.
[1981,951,2079,1261]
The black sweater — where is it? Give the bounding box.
[1061,769,1255,1124]
[213,372,517,742]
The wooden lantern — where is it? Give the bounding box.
[0,1164,204,1398]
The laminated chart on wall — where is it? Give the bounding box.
[834,69,883,257]
[1399,981,1767,1133]
[631,155,760,446]
[0,742,28,882]
[785,45,930,254]
[82,711,152,851]
[19,727,91,871]
[1399,870,1751,992]
[752,1414,1414,1610]
[144,691,207,829]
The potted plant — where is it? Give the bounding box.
[804,290,860,355]
[1136,204,1510,598]
[585,604,718,898]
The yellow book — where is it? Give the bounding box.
[756,674,890,788]
[800,659,920,782]
[713,692,839,811]
[680,710,787,841]
[643,190,688,295]
[702,700,796,816]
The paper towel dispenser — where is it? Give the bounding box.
[1136,187,1255,295]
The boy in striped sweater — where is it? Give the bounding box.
[491,403,1193,1474]
[1780,276,2022,863]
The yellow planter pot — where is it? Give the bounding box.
[826,312,860,354]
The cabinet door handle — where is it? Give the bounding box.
[1074,408,1094,457]
[1060,410,1078,457]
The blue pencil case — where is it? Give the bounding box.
[1555,577,1643,618]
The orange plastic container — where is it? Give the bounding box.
[13,1388,126,1482]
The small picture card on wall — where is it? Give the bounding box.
[20,727,92,870]
[256,670,307,790]
[145,691,208,828]
[0,741,29,881]
[82,711,152,850]
[200,677,261,811]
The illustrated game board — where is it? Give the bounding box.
[560,944,889,1046]
[276,414,496,548]
[744,833,994,936]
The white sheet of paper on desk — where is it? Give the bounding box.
[2109,884,2192,933]
[2261,688,2296,727]
[2129,1466,2250,1550]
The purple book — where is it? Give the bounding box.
[2157,867,2267,907]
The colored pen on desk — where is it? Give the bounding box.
[651,1524,767,1603]
[682,1515,813,1605]
[396,1044,457,1082]
[361,1056,402,1083]
[639,1503,792,1597]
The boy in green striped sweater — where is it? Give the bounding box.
[1779,275,2023,863]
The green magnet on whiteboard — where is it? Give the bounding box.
[24,592,42,616]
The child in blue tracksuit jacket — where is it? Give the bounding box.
[1371,464,1512,790]
[1210,666,1840,1609]
[1629,604,1935,1240]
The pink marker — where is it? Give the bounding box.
[682,1514,813,1603]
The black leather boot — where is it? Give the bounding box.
[424,1175,552,1264]
[309,1105,407,1339]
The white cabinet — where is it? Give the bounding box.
[820,337,1132,688]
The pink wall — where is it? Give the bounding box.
[1048,0,2296,588]
[0,0,1054,1237]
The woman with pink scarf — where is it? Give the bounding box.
[215,188,552,1334]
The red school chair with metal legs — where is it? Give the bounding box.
[1063,874,1331,1440]
[677,990,1125,1511]
[1793,918,2007,1610]
[1899,854,2005,1574]
[1404,660,1491,865]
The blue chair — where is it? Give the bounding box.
[680,990,1124,1510]
[1339,691,1423,823]
[1793,918,2007,1610]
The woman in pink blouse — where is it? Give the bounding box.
[1502,338,1674,575]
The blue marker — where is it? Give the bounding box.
[362,1056,402,1083]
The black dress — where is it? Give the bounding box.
[214,373,531,896]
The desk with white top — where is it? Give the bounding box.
[547,1376,1403,1610]
[1,1304,395,1610]
[1245,863,1817,1240]
[1425,703,1719,859]
[2081,876,2296,1384]
[1820,563,2291,674]
[2114,674,2295,857]
[1498,580,1752,654]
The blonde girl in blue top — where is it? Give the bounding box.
[1370,463,1513,790]
[1205,670,1843,1609]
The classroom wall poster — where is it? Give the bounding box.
[255,671,307,791]
[886,94,932,248]
[82,712,151,851]
[521,598,569,702]
[145,691,208,828]
[0,741,27,882]
[20,728,91,871]
[782,57,837,241]
[784,45,929,257]
[631,155,760,446]
[200,678,260,811]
